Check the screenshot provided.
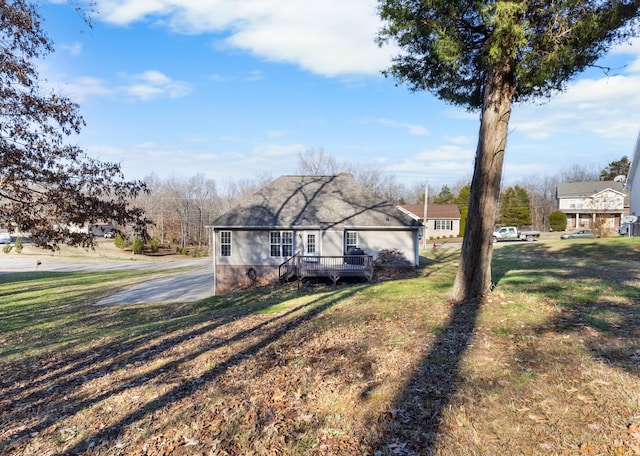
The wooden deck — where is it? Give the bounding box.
[279,254,373,286]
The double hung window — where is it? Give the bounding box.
[345,231,358,251]
[270,231,293,257]
[220,231,231,257]
[434,220,453,230]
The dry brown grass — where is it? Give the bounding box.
[1,237,639,455]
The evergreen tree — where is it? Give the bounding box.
[499,186,532,227]
[378,0,640,302]
[454,184,472,237]
[549,210,568,232]
[600,156,631,181]
[433,185,455,204]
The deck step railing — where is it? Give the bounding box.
[279,254,373,285]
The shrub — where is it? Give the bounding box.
[132,237,144,254]
[591,215,608,238]
[374,248,413,270]
[14,237,23,253]
[2,244,12,254]
[114,234,125,249]
[549,210,567,232]
[150,238,159,253]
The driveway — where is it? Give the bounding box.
[1,255,215,305]
[94,265,215,306]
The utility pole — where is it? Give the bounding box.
[423,180,428,250]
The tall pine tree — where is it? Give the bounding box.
[378,0,640,301]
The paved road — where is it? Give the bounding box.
[1,255,216,305]
[0,255,210,273]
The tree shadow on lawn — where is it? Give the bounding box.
[492,241,640,377]
[373,239,640,454]
[0,279,364,455]
[369,248,480,454]
[373,295,482,454]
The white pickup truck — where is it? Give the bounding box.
[492,226,540,242]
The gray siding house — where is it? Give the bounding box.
[209,174,421,294]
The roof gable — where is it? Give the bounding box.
[556,181,626,198]
[212,175,419,229]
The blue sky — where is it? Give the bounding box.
[39,0,640,191]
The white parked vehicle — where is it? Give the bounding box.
[619,215,637,235]
[492,226,541,242]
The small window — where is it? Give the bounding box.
[306,233,316,254]
[220,231,231,257]
[434,220,453,230]
[270,231,293,257]
[282,231,293,257]
[346,231,358,251]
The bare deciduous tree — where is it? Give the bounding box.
[0,0,146,248]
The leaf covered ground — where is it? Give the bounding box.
[1,238,639,455]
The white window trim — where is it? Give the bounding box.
[220,231,232,257]
[270,231,293,257]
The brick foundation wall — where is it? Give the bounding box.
[215,264,280,295]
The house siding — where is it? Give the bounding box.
[556,182,627,230]
[356,229,417,265]
[213,227,419,294]
[210,175,420,294]
[321,230,345,257]
[426,219,461,239]
[626,130,640,216]
[398,204,461,239]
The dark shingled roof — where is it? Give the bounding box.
[212,175,420,229]
[556,181,626,198]
[557,180,630,206]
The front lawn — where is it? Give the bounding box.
[1,237,639,455]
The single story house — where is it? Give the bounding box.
[209,174,421,295]
[398,204,461,241]
[556,181,628,230]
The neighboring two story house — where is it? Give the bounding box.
[556,181,628,230]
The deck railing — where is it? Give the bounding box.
[279,254,373,285]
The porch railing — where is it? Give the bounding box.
[279,254,373,286]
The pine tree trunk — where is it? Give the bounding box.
[451,66,514,302]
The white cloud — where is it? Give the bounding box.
[86,139,304,182]
[47,70,191,103]
[511,71,640,142]
[245,70,264,81]
[92,0,394,76]
[265,130,287,139]
[119,70,191,101]
[381,144,476,187]
[251,143,306,157]
[49,76,115,103]
[443,135,473,145]
[362,117,430,136]
[59,42,83,56]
